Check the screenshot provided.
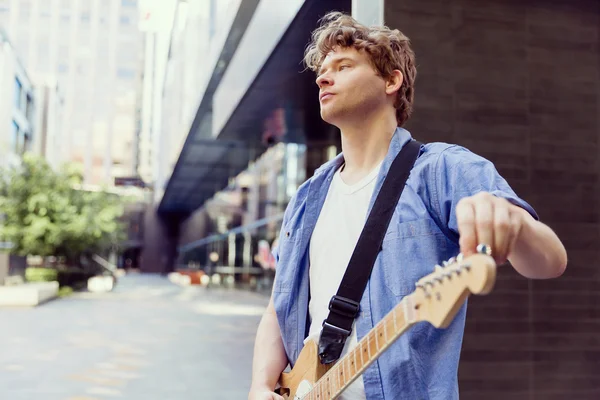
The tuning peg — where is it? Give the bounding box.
[443,257,456,267]
[477,244,492,256]
[456,253,464,262]
[435,264,443,273]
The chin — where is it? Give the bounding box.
[320,108,342,126]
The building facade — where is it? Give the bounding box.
[0,28,36,167]
[32,79,65,169]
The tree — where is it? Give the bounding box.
[0,154,127,264]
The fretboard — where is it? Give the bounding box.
[305,295,418,400]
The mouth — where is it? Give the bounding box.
[319,92,334,102]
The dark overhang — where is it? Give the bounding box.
[159,0,350,214]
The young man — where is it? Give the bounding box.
[249,12,567,400]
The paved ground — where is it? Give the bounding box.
[0,274,269,400]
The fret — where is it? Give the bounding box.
[360,340,365,369]
[368,331,376,361]
[350,347,357,377]
[376,323,384,350]
[342,357,347,388]
[353,347,358,376]
[393,305,398,332]
[332,369,337,399]
[374,324,379,350]
[335,363,339,397]
[341,362,345,392]
[387,315,395,343]
[383,316,389,343]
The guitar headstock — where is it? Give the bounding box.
[411,245,497,329]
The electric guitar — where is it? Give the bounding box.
[276,247,497,400]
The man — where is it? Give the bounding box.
[249,12,567,400]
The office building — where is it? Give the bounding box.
[0,0,144,185]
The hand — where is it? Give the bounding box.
[455,192,526,263]
[248,388,285,400]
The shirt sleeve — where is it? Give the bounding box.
[432,145,539,241]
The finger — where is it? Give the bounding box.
[506,207,526,260]
[456,199,477,256]
[474,195,494,255]
[493,198,511,263]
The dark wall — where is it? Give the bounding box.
[385,0,599,398]
[140,204,185,274]
[178,207,212,248]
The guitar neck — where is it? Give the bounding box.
[308,295,418,400]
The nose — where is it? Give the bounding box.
[316,72,332,89]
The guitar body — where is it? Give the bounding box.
[277,339,332,399]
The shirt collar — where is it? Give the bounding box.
[313,127,414,178]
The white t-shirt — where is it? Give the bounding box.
[306,161,382,400]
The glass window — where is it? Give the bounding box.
[116,68,135,79]
[119,15,130,25]
[11,121,19,153]
[14,78,22,109]
[26,95,34,122]
[121,0,136,7]
[19,1,31,22]
[22,132,31,154]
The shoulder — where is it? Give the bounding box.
[419,142,486,164]
[416,142,493,178]
[281,175,313,224]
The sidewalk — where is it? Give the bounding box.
[0,273,268,400]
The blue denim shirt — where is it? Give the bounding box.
[272,128,537,399]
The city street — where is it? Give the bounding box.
[0,274,269,400]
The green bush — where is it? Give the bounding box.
[58,286,74,297]
[25,267,58,282]
[0,154,128,261]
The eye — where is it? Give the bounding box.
[339,64,350,70]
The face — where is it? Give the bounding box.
[316,47,389,126]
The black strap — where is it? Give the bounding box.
[318,139,422,364]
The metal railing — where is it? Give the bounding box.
[176,213,283,290]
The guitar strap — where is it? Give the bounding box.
[318,139,422,365]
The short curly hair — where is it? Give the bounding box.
[304,12,417,126]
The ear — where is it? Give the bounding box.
[385,70,403,96]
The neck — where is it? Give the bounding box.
[309,295,418,400]
[338,110,397,179]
